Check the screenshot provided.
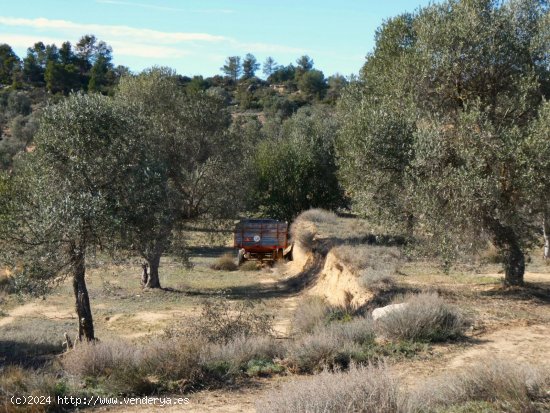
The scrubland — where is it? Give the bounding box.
[1,211,549,412]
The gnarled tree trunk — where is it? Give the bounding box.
[502,242,525,287]
[145,252,162,289]
[70,243,95,341]
[486,217,525,287]
[140,263,148,286]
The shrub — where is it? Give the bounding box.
[286,318,375,373]
[257,363,399,413]
[292,296,331,334]
[298,209,338,224]
[190,296,274,343]
[210,253,238,271]
[62,339,156,395]
[375,293,466,342]
[62,339,138,378]
[203,335,283,378]
[359,268,396,292]
[0,366,68,412]
[290,221,316,251]
[239,260,259,271]
[146,336,204,384]
[405,358,550,412]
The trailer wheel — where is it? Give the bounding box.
[237,249,246,266]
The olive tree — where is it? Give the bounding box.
[338,0,550,285]
[528,100,550,259]
[250,107,347,221]
[0,93,144,340]
[115,68,241,288]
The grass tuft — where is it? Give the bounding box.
[298,209,338,224]
[375,292,466,342]
[405,358,550,412]
[210,253,238,271]
[257,363,399,413]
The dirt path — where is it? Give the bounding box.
[0,302,75,327]
[94,378,293,413]
[397,322,550,386]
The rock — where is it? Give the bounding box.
[372,303,408,321]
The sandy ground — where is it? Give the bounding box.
[0,302,75,328]
[92,256,550,413]
[94,319,550,413]
[3,233,549,413]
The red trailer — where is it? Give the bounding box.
[233,219,293,265]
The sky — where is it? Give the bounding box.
[0,0,437,78]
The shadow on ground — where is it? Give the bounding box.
[0,340,61,368]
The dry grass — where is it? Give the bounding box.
[298,209,338,224]
[291,296,331,334]
[405,358,550,412]
[286,317,375,373]
[290,223,316,251]
[145,336,205,383]
[203,335,283,377]
[257,363,399,413]
[331,244,401,291]
[187,297,274,344]
[210,253,238,271]
[0,366,67,412]
[62,297,280,394]
[62,339,157,395]
[239,260,259,271]
[62,333,285,395]
[259,357,550,413]
[375,292,466,342]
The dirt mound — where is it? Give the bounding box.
[308,250,373,307]
[288,211,373,308]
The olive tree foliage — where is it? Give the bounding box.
[250,107,347,222]
[114,68,241,288]
[528,100,550,259]
[338,0,550,285]
[0,93,145,340]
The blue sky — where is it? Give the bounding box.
[0,0,437,78]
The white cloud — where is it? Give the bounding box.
[0,17,226,44]
[0,33,67,49]
[0,16,310,63]
[108,41,189,58]
[0,33,189,59]
[96,0,234,14]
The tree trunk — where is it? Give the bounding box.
[543,216,550,260]
[486,217,525,287]
[140,263,148,287]
[145,252,161,289]
[70,244,95,341]
[502,242,525,287]
[405,213,415,238]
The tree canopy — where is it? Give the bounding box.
[338,0,550,285]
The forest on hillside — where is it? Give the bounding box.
[0,0,550,342]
